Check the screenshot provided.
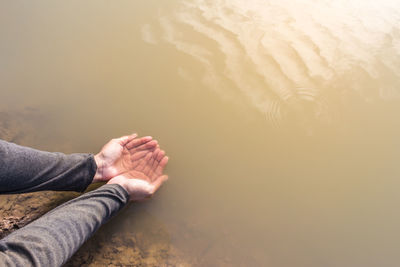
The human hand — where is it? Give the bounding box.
[107,148,169,201]
[93,134,159,183]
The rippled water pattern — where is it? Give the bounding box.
[144,0,400,129]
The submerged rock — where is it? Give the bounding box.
[65,206,191,266]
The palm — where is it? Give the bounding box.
[108,148,169,201]
[95,134,160,182]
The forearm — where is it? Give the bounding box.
[0,184,129,267]
[0,140,95,193]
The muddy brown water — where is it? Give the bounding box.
[1,0,400,266]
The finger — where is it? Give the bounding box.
[116,133,138,146]
[155,156,169,175]
[151,149,160,170]
[148,149,160,179]
[130,150,149,163]
[143,155,155,176]
[137,152,153,172]
[150,175,168,194]
[126,136,152,149]
[133,152,151,170]
[156,150,165,162]
[130,146,157,169]
[132,140,158,151]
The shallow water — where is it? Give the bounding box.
[1,0,400,266]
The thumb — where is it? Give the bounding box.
[150,175,168,194]
[116,133,138,145]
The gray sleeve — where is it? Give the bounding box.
[0,140,96,193]
[0,184,129,267]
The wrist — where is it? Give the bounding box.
[93,154,105,183]
[107,176,129,194]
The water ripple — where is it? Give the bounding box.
[146,0,400,129]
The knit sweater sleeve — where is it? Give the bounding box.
[0,140,95,193]
[0,184,129,267]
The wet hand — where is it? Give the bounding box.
[93,134,158,183]
[107,148,169,201]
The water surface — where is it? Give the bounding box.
[1,0,400,266]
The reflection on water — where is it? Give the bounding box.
[150,0,400,130]
[1,0,400,266]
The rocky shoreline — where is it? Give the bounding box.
[0,108,191,266]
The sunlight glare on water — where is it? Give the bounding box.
[148,0,400,131]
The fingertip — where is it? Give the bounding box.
[118,135,132,145]
[126,135,153,149]
[149,140,158,146]
[160,156,169,167]
[126,133,138,142]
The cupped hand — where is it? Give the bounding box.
[93,134,159,183]
[107,148,169,201]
